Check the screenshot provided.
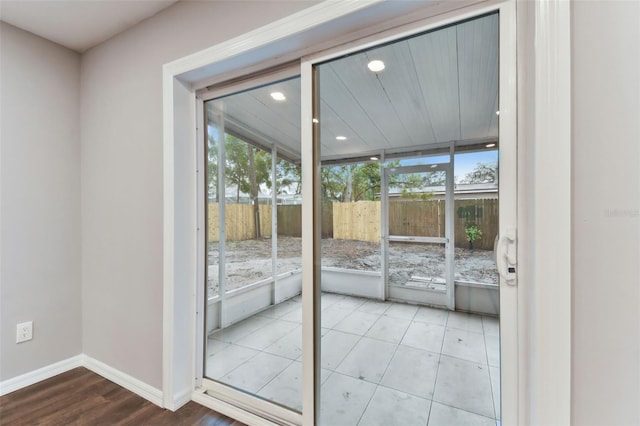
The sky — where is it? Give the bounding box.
[399,150,498,183]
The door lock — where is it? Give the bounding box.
[496,228,517,285]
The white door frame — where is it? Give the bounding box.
[381,162,455,310]
[162,1,572,425]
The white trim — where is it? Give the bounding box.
[195,96,206,392]
[0,355,83,396]
[0,354,165,409]
[173,388,194,411]
[192,390,283,426]
[531,0,572,424]
[83,355,164,408]
[202,379,302,425]
[163,75,199,411]
[162,69,176,410]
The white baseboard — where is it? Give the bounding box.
[0,354,164,409]
[0,355,84,396]
[82,355,163,407]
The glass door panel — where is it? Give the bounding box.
[313,11,501,426]
[204,77,303,413]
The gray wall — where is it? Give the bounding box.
[2,1,639,423]
[572,2,640,425]
[79,0,316,390]
[0,22,82,380]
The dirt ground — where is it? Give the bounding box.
[207,236,498,297]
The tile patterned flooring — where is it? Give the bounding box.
[207,293,500,426]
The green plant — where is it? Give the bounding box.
[465,224,483,250]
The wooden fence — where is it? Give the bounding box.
[332,199,498,250]
[208,199,497,250]
[207,204,272,241]
[208,202,332,242]
[332,201,381,243]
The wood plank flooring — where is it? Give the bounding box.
[0,368,246,425]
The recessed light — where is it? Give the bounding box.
[430,164,438,168]
[486,143,496,148]
[367,60,385,72]
[312,118,319,123]
[495,110,500,115]
[270,92,286,101]
[370,156,379,161]
[336,136,347,141]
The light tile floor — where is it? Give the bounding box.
[207,293,500,425]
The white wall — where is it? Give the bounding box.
[80,0,316,390]
[572,2,640,425]
[0,22,82,381]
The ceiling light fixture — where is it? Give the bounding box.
[486,143,496,148]
[367,60,385,72]
[370,156,379,161]
[312,118,319,123]
[270,92,286,101]
[495,110,500,115]
[336,136,347,141]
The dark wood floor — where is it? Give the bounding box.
[0,367,246,425]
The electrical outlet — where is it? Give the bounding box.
[16,321,33,343]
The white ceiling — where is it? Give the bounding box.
[208,13,499,163]
[0,0,179,52]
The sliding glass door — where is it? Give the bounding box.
[197,5,517,425]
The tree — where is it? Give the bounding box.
[224,135,271,203]
[222,135,272,237]
[276,159,301,195]
[350,162,383,201]
[319,161,436,202]
[206,129,219,202]
[459,163,497,184]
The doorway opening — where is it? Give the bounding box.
[199,10,511,426]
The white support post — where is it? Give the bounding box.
[271,146,278,304]
[380,167,389,300]
[445,142,455,310]
[215,104,227,328]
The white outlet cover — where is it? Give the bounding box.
[16,321,33,343]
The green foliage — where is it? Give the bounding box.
[465,224,483,243]
[208,134,451,204]
[223,135,272,202]
[459,163,497,184]
[399,189,434,200]
[207,134,272,202]
[276,159,301,195]
[321,162,389,202]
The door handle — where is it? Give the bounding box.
[495,229,517,285]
